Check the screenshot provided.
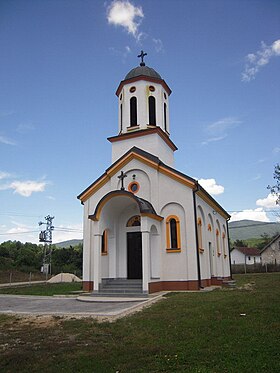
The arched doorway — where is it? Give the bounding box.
[126,215,142,279]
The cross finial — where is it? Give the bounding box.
[118,171,127,191]
[138,50,147,66]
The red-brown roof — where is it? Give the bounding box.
[235,247,261,256]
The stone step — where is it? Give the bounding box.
[92,292,148,298]
[102,279,142,285]
[222,280,237,288]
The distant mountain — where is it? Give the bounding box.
[228,220,280,241]
[54,239,83,248]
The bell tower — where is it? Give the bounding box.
[108,51,177,167]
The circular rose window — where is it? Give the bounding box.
[128,181,140,194]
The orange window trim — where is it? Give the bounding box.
[166,215,181,251]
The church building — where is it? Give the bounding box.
[78,52,231,295]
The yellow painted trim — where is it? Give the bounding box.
[166,215,181,250]
[196,189,229,219]
[126,215,141,227]
[127,125,140,131]
[216,229,221,256]
[141,212,164,221]
[92,192,136,221]
[158,166,196,189]
[166,249,181,253]
[79,151,196,202]
[79,174,110,203]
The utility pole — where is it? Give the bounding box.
[39,215,54,275]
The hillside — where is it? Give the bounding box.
[54,239,82,248]
[228,220,280,241]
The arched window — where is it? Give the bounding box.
[126,215,141,227]
[222,231,227,258]
[149,96,156,125]
[120,104,123,132]
[166,215,181,252]
[130,97,137,126]
[101,230,108,255]
[216,229,221,256]
[197,217,204,253]
[164,103,167,132]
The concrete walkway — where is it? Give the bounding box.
[0,293,165,321]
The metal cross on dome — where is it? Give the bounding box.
[138,50,147,66]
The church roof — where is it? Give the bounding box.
[125,65,162,80]
[88,190,163,222]
[77,146,230,220]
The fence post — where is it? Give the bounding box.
[29,272,32,285]
[9,272,12,286]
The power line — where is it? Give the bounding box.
[229,222,280,229]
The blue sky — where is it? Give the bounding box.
[0,0,279,244]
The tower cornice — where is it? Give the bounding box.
[116,75,172,97]
[108,126,177,152]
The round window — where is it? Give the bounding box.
[130,86,136,93]
[128,181,140,194]
[149,85,155,92]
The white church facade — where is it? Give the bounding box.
[78,52,231,294]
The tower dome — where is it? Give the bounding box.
[125,65,162,80]
[115,51,172,143]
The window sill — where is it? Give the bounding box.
[127,125,140,131]
[166,248,181,253]
[101,253,108,256]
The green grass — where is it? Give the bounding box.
[1,273,280,372]
[0,282,82,296]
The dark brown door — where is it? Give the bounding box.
[127,232,142,279]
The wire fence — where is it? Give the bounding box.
[231,263,280,274]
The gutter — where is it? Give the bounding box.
[193,183,202,289]
[226,219,233,279]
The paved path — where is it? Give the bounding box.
[0,294,163,319]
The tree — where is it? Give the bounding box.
[268,163,280,205]
[233,239,248,247]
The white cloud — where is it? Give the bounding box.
[109,45,131,61]
[10,180,46,197]
[256,193,279,209]
[230,208,270,222]
[242,39,280,82]
[153,38,164,53]
[198,178,224,195]
[202,117,241,145]
[0,221,39,244]
[16,122,35,133]
[0,171,11,180]
[273,147,280,154]
[0,135,16,146]
[107,0,144,39]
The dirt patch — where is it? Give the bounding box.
[238,281,256,291]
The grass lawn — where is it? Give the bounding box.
[0,282,83,296]
[1,273,280,372]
